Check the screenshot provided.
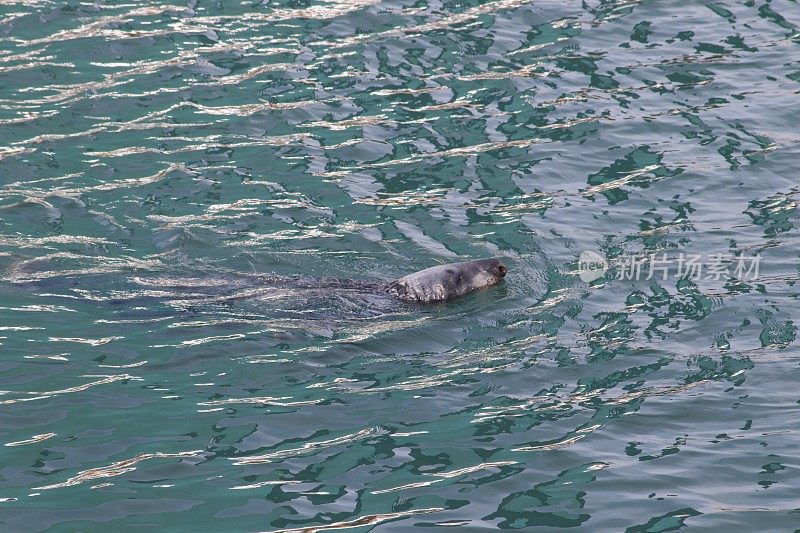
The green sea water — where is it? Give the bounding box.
[1,0,800,530]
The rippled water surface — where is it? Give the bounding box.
[1,0,800,530]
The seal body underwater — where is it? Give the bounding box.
[15,259,507,318]
[387,258,507,303]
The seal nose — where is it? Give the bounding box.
[498,264,507,277]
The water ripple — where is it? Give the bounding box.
[1,0,799,529]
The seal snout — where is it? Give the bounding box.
[497,263,507,277]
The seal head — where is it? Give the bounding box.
[387,258,507,303]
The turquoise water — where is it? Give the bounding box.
[1,0,800,530]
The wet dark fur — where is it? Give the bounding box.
[386,258,507,303]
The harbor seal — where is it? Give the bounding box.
[19,259,508,315]
[387,258,507,303]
